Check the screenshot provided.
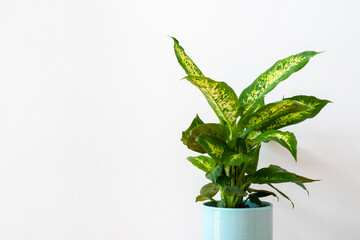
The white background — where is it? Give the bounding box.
[0,0,359,239]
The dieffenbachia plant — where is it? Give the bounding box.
[171,37,330,208]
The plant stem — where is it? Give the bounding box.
[241,180,252,191]
[231,166,235,186]
[236,161,250,187]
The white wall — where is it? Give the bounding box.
[0,0,359,239]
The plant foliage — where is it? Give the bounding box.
[171,37,330,208]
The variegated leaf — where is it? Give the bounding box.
[240,97,265,117]
[239,51,320,106]
[181,114,204,146]
[244,131,262,149]
[252,165,308,193]
[170,36,204,77]
[195,135,233,162]
[206,165,223,184]
[184,76,241,128]
[187,155,216,173]
[187,123,229,154]
[223,153,251,167]
[265,95,331,130]
[239,100,312,137]
[251,130,297,161]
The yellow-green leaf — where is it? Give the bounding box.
[195,195,209,202]
[195,135,233,162]
[200,183,219,198]
[184,76,241,128]
[240,97,265,117]
[239,51,320,106]
[223,153,251,167]
[251,130,298,161]
[265,95,331,130]
[170,36,204,77]
[187,155,216,173]
[239,100,312,137]
[187,123,229,154]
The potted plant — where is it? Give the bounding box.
[170,37,330,240]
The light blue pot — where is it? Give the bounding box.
[202,201,273,240]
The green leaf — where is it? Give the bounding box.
[248,194,263,206]
[200,183,220,199]
[268,183,294,208]
[184,76,241,128]
[252,165,308,193]
[239,51,320,106]
[195,135,233,162]
[252,130,297,161]
[187,123,229,154]
[187,156,216,173]
[292,173,320,183]
[248,189,279,206]
[181,114,204,146]
[246,145,261,175]
[248,189,279,201]
[265,95,331,130]
[223,153,251,167]
[206,165,223,184]
[239,100,312,137]
[170,36,204,77]
[228,186,247,196]
[195,195,209,202]
[216,176,231,189]
[217,200,225,208]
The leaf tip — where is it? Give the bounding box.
[168,35,179,44]
[309,51,325,57]
[326,99,333,104]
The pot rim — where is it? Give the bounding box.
[202,201,273,211]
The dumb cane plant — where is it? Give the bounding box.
[171,37,330,208]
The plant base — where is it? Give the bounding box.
[202,201,273,240]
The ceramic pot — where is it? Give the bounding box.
[202,201,273,240]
